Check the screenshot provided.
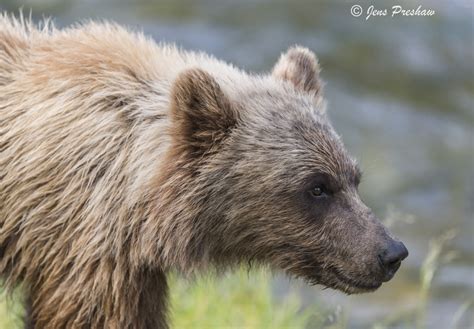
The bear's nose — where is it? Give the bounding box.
[378,241,408,282]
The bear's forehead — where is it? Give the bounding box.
[235,110,358,187]
[237,82,319,117]
[233,85,358,185]
[279,124,358,186]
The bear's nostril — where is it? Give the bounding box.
[378,241,408,281]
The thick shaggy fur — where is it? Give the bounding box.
[0,14,406,329]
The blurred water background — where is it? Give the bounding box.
[0,0,472,328]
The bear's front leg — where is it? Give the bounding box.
[23,267,169,329]
[135,267,170,329]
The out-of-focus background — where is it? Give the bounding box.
[0,0,472,328]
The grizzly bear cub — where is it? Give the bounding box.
[0,14,408,329]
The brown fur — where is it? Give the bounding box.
[0,14,407,328]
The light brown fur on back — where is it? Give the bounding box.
[0,13,290,328]
[0,15,168,329]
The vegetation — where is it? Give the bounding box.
[0,286,24,329]
[169,268,315,329]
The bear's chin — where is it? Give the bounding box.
[301,269,383,294]
[324,269,383,294]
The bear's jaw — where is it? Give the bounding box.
[327,268,383,294]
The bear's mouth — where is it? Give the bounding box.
[329,268,382,293]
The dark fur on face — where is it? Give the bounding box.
[160,46,408,294]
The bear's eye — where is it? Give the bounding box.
[310,185,328,198]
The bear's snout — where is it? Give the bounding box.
[378,240,409,282]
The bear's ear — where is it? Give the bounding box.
[170,68,237,157]
[272,46,323,97]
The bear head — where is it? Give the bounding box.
[155,46,408,294]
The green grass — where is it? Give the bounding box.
[0,287,24,329]
[169,268,317,329]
